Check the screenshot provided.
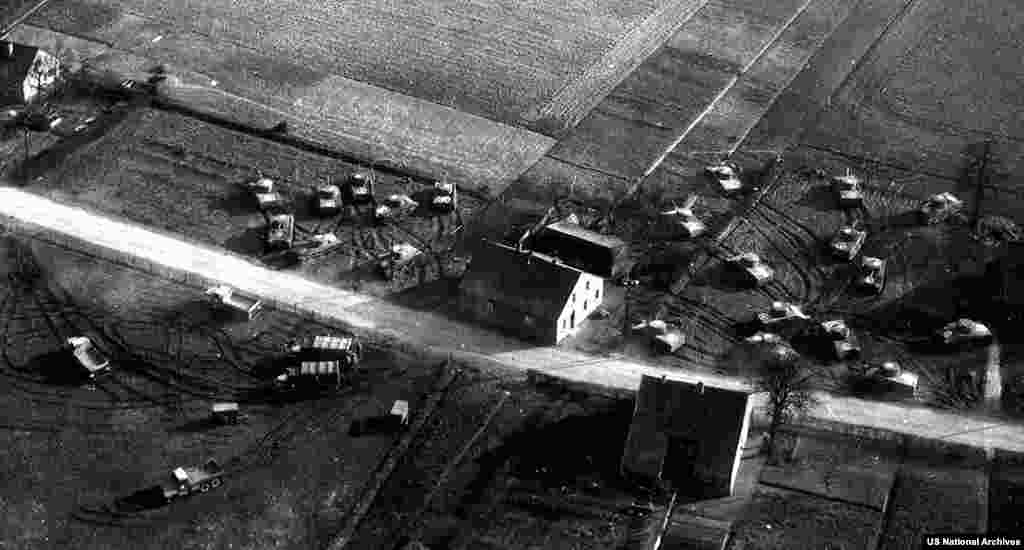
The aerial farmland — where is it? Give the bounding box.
[1,0,1023,548]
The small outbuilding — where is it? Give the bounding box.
[460,240,605,345]
[528,217,629,278]
[622,376,753,499]
[0,41,61,106]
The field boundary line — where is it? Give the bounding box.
[531,0,711,130]
[715,0,862,160]
[758,478,888,513]
[327,360,459,550]
[0,0,53,38]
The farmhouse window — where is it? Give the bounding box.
[524,315,535,327]
[586,280,590,290]
[486,300,495,314]
[584,300,589,310]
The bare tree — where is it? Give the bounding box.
[754,358,818,461]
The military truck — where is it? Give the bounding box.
[831,170,864,209]
[346,170,375,206]
[161,459,226,500]
[315,184,342,216]
[265,213,295,250]
[205,285,263,320]
[378,242,423,280]
[246,175,284,212]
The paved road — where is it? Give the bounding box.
[1,186,1022,452]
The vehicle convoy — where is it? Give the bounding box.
[660,196,706,238]
[66,336,111,378]
[830,225,867,261]
[705,160,744,193]
[432,180,458,212]
[725,252,774,287]
[205,285,263,320]
[746,332,800,366]
[631,319,686,353]
[374,194,419,222]
[856,256,887,295]
[246,176,284,211]
[265,213,295,250]
[756,302,810,330]
[831,170,864,209]
[816,319,861,361]
[918,192,963,224]
[851,361,919,398]
[346,170,375,205]
[937,319,993,347]
[315,184,342,216]
[379,242,423,280]
[287,334,363,366]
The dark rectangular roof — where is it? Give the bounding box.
[634,375,751,437]
[0,41,38,105]
[541,220,626,250]
[461,240,585,320]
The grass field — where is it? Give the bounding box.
[800,0,1024,185]
[30,0,707,134]
[0,231,454,549]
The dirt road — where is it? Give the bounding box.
[1,186,1022,452]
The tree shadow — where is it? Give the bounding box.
[868,210,920,232]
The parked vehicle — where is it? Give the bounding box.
[161,460,225,500]
[246,176,284,211]
[746,332,799,366]
[756,301,810,329]
[205,285,263,320]
[831,171,864,209]
[829,225,867,261]
[210,402,240,424]
[705,160,743,193]
[350,400,410,436]
[287,334,363,367]
[852,361,918,398]
[725,252,774,287]
[818,319,861,360]
[432,181,457,212]
[276,360,351,389]
[374,194,419,222]
[937,319,993,347]
[918,192,963,224]
[855,256,887,295]
[265,213,295,250]
[379,242,423,279]
[296,232,342,261]
[631,319,686,353]
[660,196,705,238]
[315,184,342,216]
[346,170,375,205]
[66,336,111,378]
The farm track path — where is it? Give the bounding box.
[2,186,1024,454]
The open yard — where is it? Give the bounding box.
[8,94,489,299]
[0,230,448,549]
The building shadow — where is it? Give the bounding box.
[28,349,91,386]
[223,226,266,257]
[209,188,258,218]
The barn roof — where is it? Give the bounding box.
[0,41,39,105]
[541,220,626,250]
[623,375,751,480]
[461,240,585,320]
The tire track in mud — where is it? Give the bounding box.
[746,207,818,304]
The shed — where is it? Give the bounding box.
[529,218,629,278]
[622,376,753,498]
[460,240,605,344]
[0,41,60,105]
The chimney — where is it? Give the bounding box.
[1,41,13,59]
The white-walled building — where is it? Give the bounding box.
[460,240,605,345]
[0,41,61,106]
